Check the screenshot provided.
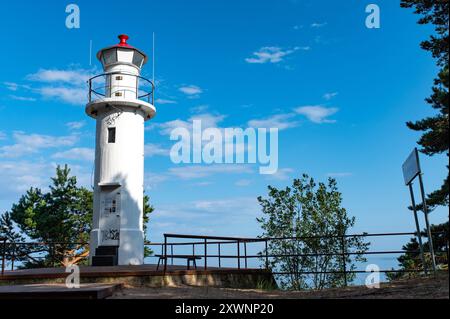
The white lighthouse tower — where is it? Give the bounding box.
[86,35,155,266]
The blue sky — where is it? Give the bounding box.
[0,0,447,263]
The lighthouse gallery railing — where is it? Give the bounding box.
[88,72,155,105]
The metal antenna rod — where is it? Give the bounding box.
[152,32,155,86]
[89,40,93,66]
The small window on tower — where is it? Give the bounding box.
[108,127,116,143]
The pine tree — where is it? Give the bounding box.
[401,0,449,209]
[1,165,155,268]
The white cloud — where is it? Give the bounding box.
[190,105,209,113]
[191,113,226,128]
[191,197,258,215]
[4,82,35,101]
[323,92,338,100]
[156,197,259,219]
[0,161,54,197]
[179,85,203,97]
[248,113,298,130]
[144,143,169,157]
[0,131,6,140]
[168,164,252,179]
[22,68,96,106]
[156,112,253,160]
[4,82,31,92]
[4,82,19,91]
[155,98,177,105]
[245,46,308,64]
[0,160,92,200]
[235,179,252,187]
[9,95,36,102]
[294,105,339,124]
[311,22,327,28]
[326,172,353,178]
[52,148,95,162]
[27,69,93,86]
[266,168,294,181]
[0,131,79,158]
[156,113,226,136]
[144,172,169,190]
[66,121,86,130]
[149,196,262,238]
[38,87,86,105]
[155,119,192,135]
[194,181,213,187]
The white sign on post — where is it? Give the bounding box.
[402,148,421,185]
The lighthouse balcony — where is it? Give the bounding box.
[86,72,156,120]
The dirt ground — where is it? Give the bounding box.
[110,273,449,299]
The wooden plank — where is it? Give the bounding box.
[0,283,122,299]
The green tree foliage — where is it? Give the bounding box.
[143,194,155,257]
[0,212,29,266]
[4,165,93,267]
[387,0,450,283]
[257,174,369,290]
[387,221,449,280]
[401,0,449,209]
[0,165,154,268]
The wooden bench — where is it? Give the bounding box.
[155,255,202,270]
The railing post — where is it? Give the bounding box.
[52,243,57,267]
[340,235,347,287]
[265,239,269,270]
[204,239,208,270]
[170,244,174,266]
[163,235,168,273]
[237,240,241,270]
[11,242,16,271]
[444,236,449,267]
[244,241,248,269]
[1,238,6,276]
[218,243,221,268]
[88,80,92,102]
[151,81,155,104]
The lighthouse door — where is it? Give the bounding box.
[99,186,121,246]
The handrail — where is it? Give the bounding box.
[163,232,420,242]
[1,232,447,282]
[88,72,154,105]
[160,231,448,280]
[164,233,257,242]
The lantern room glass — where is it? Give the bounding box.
[101,48,145,69]
[117,48,134,64]
[102,48,117,66]
[132,52,145,68]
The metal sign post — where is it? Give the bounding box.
[402,148,437,274]
[418,172,437,272]
[408,184,427,274]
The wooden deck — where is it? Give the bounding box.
[0,283,122,299]
[0,264,264,280]
[0,265,276,290]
